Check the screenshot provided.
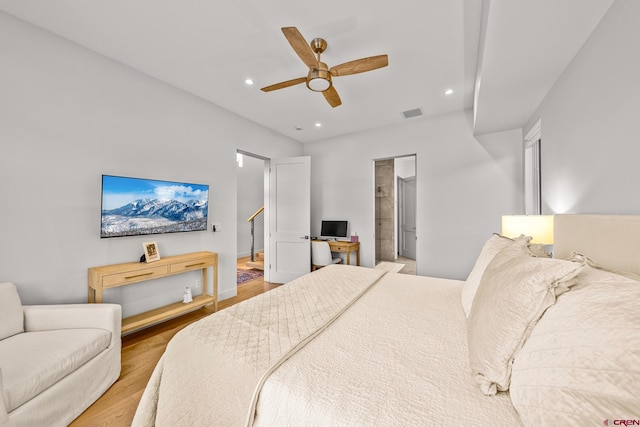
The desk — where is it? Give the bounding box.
[326,240,360,266]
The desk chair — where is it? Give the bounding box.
[311,241,342,271]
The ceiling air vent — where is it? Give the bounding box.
[401,108,423,119]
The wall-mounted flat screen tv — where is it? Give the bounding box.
[101,175,209,238]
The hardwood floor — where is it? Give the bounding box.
[70,258,278,427]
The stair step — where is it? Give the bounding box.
[246,260,264,270]
[255,251,264,260]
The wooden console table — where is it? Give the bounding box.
[88,251,218,335]
[326,241,360,266]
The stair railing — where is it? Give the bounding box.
[247,206,265,262]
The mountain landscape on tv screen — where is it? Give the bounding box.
[101,198,208,237]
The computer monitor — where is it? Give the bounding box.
[320,220,349,240]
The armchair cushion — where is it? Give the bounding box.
[24,303,122,338]
[0,283,24,340]
[0,328,111,412]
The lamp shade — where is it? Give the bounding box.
[501,215,554,244]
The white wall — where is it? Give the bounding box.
[237,155,265,257]
[304,111,523,280]
[524,0,640,215]
[395,156,416,179]
[0,12,302,315]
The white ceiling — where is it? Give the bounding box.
[0,0,614,143]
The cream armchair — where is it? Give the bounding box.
[0,282,121,427]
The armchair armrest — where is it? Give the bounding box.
[23,304,122,348]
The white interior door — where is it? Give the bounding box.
[267,156,311,283]
[399,176,416,259]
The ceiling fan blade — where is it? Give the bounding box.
[323,86,342,108]
[281,27,318,68]
[330,54,389,77]
[261,77,307,92]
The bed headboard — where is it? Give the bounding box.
[554,214,640,276]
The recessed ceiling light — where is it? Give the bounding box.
[244,78,254,85]
[315,122,322,127]
[444,89,454,95]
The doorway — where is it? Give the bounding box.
[374,155,416,274]
[236,150,311,285]
[398,175,416,259]
[236,151,268,278]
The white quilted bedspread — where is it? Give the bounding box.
[133,265,521,426]
[253,272,522,426]
[132,265,386,427]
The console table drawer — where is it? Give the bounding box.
[102,265,169,288]
[170,258,214,273]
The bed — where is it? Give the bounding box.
[133,215,640,426]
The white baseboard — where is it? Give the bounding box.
[218,288,237,301]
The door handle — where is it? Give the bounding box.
[300,235,309,239]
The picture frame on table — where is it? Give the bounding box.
[143,241,160,263]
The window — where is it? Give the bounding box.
[524,120,541,215]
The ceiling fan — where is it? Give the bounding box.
[261,27,389,108]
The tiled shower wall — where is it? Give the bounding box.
[375,159,395,261]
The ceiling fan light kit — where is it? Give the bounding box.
[261,27,388,107]
[307,63,332,92]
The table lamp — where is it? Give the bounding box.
[501,215,554,244]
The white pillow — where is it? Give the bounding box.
[528,243,550,258]
[461,234,514,317]
[510,266,640,424]
[467,239,585,395]
[0,282,24,340]
[0,368,7,425]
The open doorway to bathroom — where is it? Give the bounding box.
[374,155,416,274]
